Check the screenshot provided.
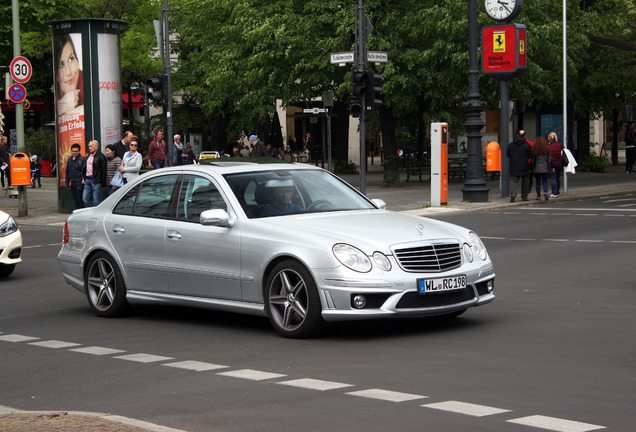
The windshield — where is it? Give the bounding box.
[224,169,376,218]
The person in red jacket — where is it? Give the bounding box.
[547,132,564,197]
[148,131,167,169]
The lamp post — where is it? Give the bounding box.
[461,0,489,202]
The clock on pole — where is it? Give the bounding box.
[484,0,523,22]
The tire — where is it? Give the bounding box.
[85,252,129,317]
[264,260,325,338]
[0,264,16,278]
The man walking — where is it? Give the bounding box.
[65,143,85,209]
[0,136,12,190]
[506,130,534,202]
[82,140,107,207]
[114,130,133,159]
[148,131,167,169]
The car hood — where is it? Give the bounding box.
[264,210,468,253]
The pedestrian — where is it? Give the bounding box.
[625,121,636,173]
[118,136,143,182]
[0,135,12,190]
[30,155,43,188]
[173,134,187,166]
[506,130,534,202]
[532,136,552,201]
[547,132,564,198]
[65,143,85,209]
[249,135,267,157]
[239,142,250,157]
[82,139,107,207]
[185,143,197,164]
[148,131,167,169]
[113,131,133,159]
[104,144,122,195]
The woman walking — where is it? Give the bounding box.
[118,136,144,183]
[533,136,552,201]
[547,132,564,197]
[104,144,122,196]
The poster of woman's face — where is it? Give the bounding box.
[54,33,86,186]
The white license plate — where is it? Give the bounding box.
[418,275,467,294]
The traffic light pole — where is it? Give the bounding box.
[356,0,367,195]
[163,0,174,167]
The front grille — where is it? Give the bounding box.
[393,242,461,272]
[396,289,475,309]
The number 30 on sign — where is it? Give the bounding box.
[10,56,33,84]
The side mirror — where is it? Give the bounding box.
[200,209,233,227]
[371,199,387,209]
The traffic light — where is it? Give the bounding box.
[364,71,382,110]
[146,75,164,103]
[350,70,365,117]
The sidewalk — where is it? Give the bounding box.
[3,161,635,226]
[1,162,635,431]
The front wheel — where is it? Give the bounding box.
[264,260,325,338]
[0,264,16,278]
[85,252,129,317]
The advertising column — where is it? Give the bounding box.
[51,18,125,213]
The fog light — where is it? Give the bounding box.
[353,295,367,309]
[487,280,494,292]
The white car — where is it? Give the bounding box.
[58,163,495,338]
[0,210,22,277]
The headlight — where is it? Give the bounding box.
[0,216,18,237]
[469,231,488,261]
[462,243,474,263]
[373,252,392,271]
[333,244,372,273]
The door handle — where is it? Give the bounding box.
[112,225,125,233]
[167,230,182,240]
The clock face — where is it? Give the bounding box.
[485,0,518,21]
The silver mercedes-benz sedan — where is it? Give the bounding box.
[58,162,495,338]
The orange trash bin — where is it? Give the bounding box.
[10,153,32,186]
[486,142,501,172]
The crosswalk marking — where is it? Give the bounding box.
[422,400,510,417]
[217,369,286,381]
[114,353,175,363]
[29,340,81,349]
[507,415,605,432]
[163,361,228,372]
[0,334,39,343]
[70,346,126,356]
[347,388,426,402]
[277,378,353,391]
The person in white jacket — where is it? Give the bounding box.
[118,136,143,183]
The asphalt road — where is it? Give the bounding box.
[1,195,634,432]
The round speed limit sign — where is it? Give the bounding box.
[10,56,32,84]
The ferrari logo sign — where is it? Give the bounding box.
[493,31,506,53]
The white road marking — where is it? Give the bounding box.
[611,240,636,244]
[29,340,81,349]
[0,334,39,342]
[163,360,228,372]
[115,353,175,363]
[422,400,510,417]
[217,369,287,381]
[543,239,569,242]
[347,388,426,402]
[70,346,126,356]
[574,239,604,243]
[574,214,599,217]
[277,378,354,391]
[507,415,605,431]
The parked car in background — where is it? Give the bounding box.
[0,210,22,277]
[58,162,495,338]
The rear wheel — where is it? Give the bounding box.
[264,260,325,338]
[85,252,129,317]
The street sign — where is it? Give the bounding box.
[10,56,32,84]
[8,84,27,104]
[330,52,355,65]
[303,108,326,114]
[367,51,388,63]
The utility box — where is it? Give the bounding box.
[431,122,448,206]
[486,141,501,172]
[10,153,31,186]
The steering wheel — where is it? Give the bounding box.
[306,199,332,211]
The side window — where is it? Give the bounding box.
[113,185,140,215]
[176,175,226,222]
[132,174,179,218]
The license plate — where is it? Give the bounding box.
[418,275,467,294]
